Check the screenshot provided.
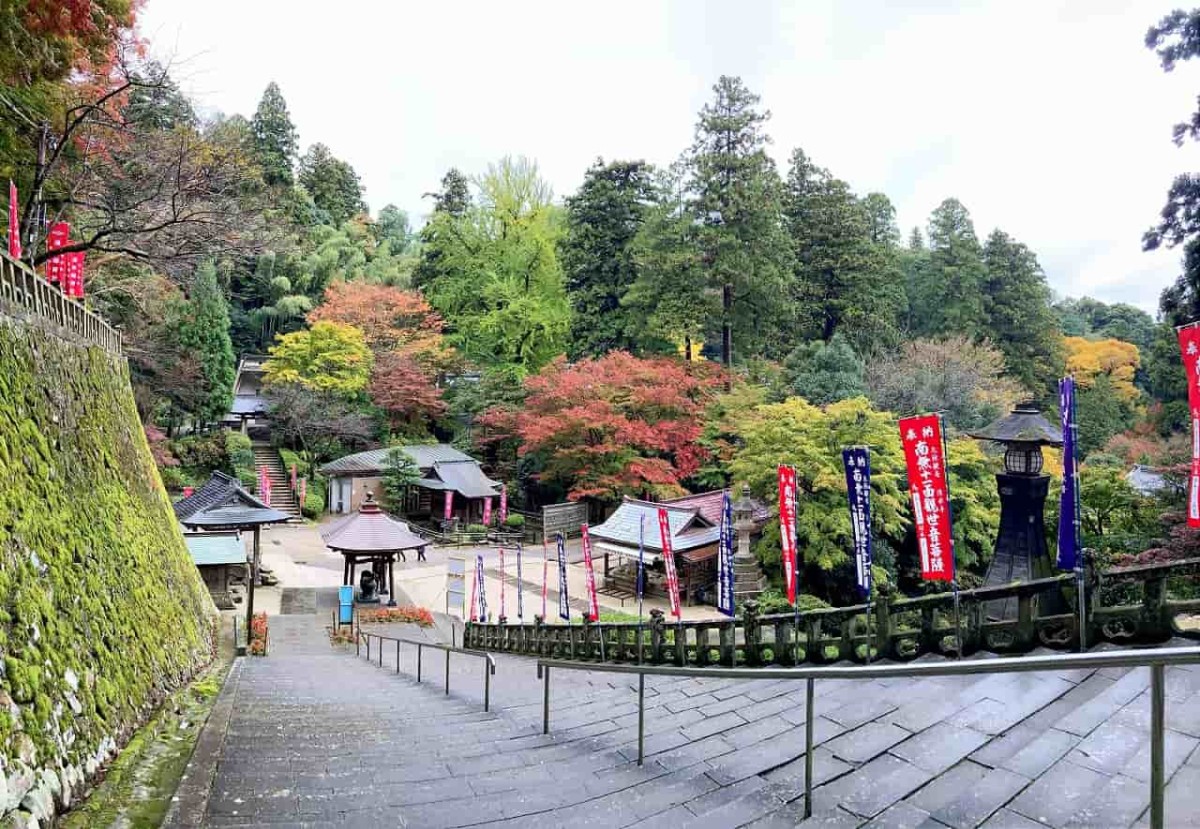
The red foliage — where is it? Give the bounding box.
[143,423,177,467]
[357,605,434,627]
[369,351,447,428]
[1117,508,1200,567]
[308,283,451,370]
[481,352,721,503]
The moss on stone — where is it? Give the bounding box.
[0,316,216,821]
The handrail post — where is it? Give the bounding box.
[804,677,814,818]
[379,636,384,667]
[637,672,645,767]
[1151,663,1165,829]
[366,634,371,662]
[396,640,400,674]
[356,628,361,657]
[484,662,491,712]
[543,666,551,734]
[417,643,422,682]
[445,649,451,695]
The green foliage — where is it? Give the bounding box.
[264,321,373,396]
[754,590,830,615]
[171,432,229,474]
[783,334,865,405]
[0,317,214,791]
[251,82,298,186]
[420,157,571,376]
[503,513,525,529]
[561,159,656,358]
[171,261,236,424]
[225,432,255,483]
[381,448,421,514]
[1054,296,1156,354]
[298,143,366,224]
[1077,374,1138,457]
[909,199,987,337]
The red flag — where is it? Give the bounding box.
[899,414,955,582]
[483,496,493,526]
[499,485,508,524]
[45,222,69,283]
[657,508,682,618]
[777,466,799,602]
[444,490,454,521]
[64,251,85,298]
[1178,326,1200,527]
[581,523,600,621]
[290,464,297,493]
[182,486,194,497]
[8,181,20,260]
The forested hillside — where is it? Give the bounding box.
[3,3,1198,604]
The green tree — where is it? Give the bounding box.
[783,334,865,405]
[381,448,421,514]
[981,229,1064,395]
[375,204,414,251]
[250,81,298,186]
[419,157,570,376]
[686,76,794,363]
[784,148,904,349]
[298,143,366,224]
[1053,296,1156,353]
[170,260,235,424]
[412,168,470,291]
[862,193,901,247]
[921,198,987,337]
[561,158,656,358]
[264,321,373,396]
[1077,374,1137,457]
[1144,322,1190,432]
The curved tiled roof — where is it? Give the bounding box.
[321,497,429,553]
[319,444,477,476]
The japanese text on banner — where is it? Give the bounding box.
[1178,327,1200,527]
[581,524,600,621]
[899,415,954,582]
[841,447,873,597]
[657,508,682,618]
[556,532,570,621]
[777,466,798,602]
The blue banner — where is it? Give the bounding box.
[475,553,488,621]
[556,532,570,621]
[717,490,735,616]
[637,514,645,605]
[516,542,524,620]
[842,447,873,598]
[1057,376,1082,570]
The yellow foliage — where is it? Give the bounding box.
[676,338,705,361]
[1062,336,1140,402]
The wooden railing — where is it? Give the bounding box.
[465,557,1200,666]
[0,251,121,354]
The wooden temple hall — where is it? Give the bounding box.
[589,491,768,607]
[321,493,429,606]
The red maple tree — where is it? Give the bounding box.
[478,352,721,504]
[369,351,448,430]
[308,283,452,370]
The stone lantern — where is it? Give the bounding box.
[731,484,767,602]
[969,402,1064,618]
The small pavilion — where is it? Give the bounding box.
[175,471,292,640]
[321,493,429,606]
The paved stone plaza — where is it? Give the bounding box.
[169,591,1200,828]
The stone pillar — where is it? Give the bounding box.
[732,485,767,603]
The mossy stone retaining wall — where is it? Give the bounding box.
[0,315,216,827]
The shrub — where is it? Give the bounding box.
[503,514,525,529]
[465,524,487,535]
[160,467,191,492]
[357,605,434,626]
[248,611,269,656]
[172,432,229,472]
[225,432,255,476]
[302,477,326,519]
[755,590,830,616]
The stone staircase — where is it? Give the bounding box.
[250,443,302,521]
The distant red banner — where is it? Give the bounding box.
[581,523,599,621]
[1178,326,1200,527]
[444,489,453,521]
[483,496,492,526]
[657,508,681,618]
[499,484,508,524]
[777,465,798,602]
[8,181,20,260]
[63,251,85,298]
[899,414,954,582]
[45,222,69,283]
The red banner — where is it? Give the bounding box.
[1178,327,1200,527]
[499,485,508,524]
[444,489,453,521]
[581,523,599,621]
[657,508,682,618]
[8,181,20,260]
[483,496,493,526]
[63,251,85,298]
[45,222,69,283]
[777,465,798,602]
[899,414,954,581]
[290,464,297,493]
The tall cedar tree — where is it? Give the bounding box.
[412,168,470,291]
[561,159,656,358]
[921,198,987,337]
[298,143,366,224]
[981,230,1064,396]
[686,76,793,363]
[784,148,904,350]
[476,352,720,505]
[251,82,299,186]
[173,260,235,424]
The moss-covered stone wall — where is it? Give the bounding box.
[0,315,216,826]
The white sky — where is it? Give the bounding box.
[141,0,1200,313]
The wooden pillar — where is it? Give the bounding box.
[388,555,397,607]
[245,525,260,645]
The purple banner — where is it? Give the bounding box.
[1057,376,1081,570]
[842,447,873,598]
[717,491,735,616]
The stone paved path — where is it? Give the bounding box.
[171,599,1200,828]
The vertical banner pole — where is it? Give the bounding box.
[637,514,646,665]
[842,447,873,664]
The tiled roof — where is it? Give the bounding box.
[228,395,271,416]
[590,498,718,552]
[319,444,477,476]
[183,532,246,566]
[175,472,291,528]
[428,461,500,499]
[661,489,770,526]
[321,501,428,553]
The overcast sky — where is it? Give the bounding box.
[141,0,1199,313]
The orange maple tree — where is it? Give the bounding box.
[478,351,722,503]
[308,282,452,370]
[369,351,448,430]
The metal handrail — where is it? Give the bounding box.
[537,646,1200,828]
[357,629,496,711]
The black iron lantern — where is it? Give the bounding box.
[1003,442,1044,476]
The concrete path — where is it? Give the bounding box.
[170,592,1200,828]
